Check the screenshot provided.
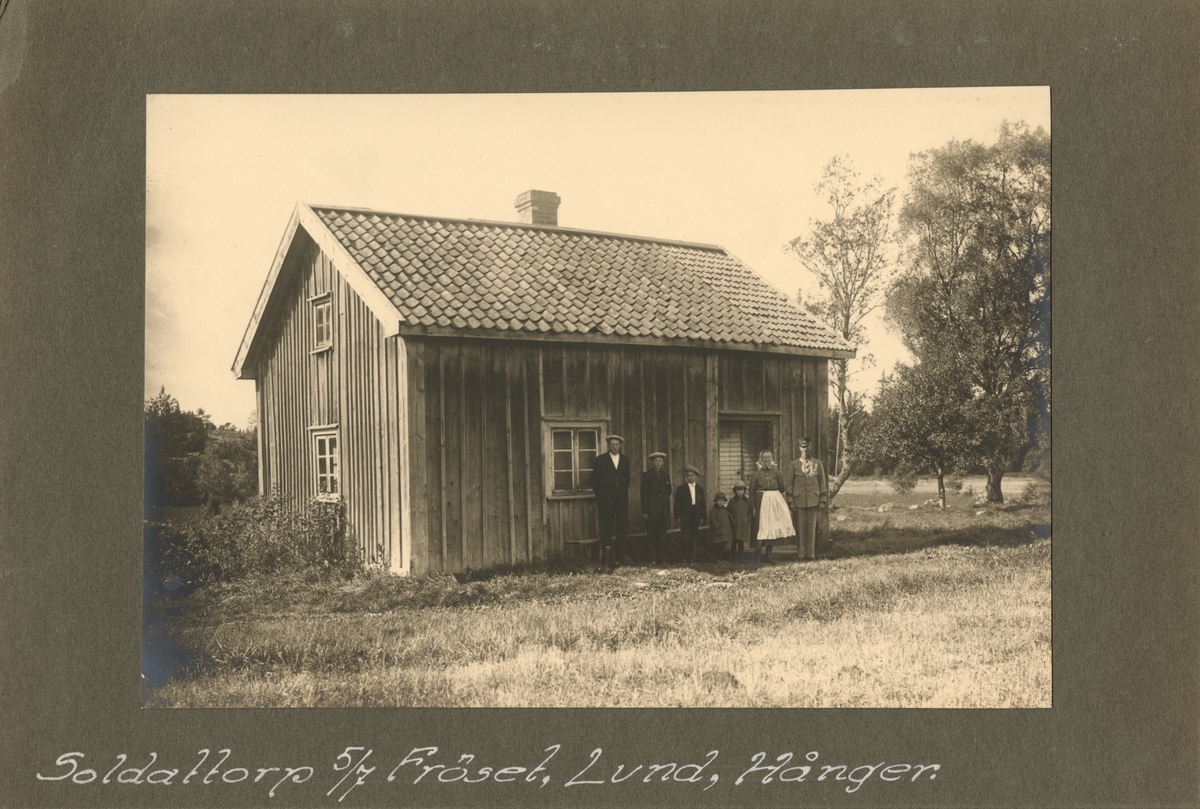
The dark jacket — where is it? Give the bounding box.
[727,494,752,543]
[640,467,672,520]
[673,482,707,526]
[591,452,631,512]
[709,504,733,544]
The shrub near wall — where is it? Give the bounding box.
[151,493,358,585]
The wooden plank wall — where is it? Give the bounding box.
[254,232,402,567]
[404,341,834,574]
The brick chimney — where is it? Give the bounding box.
[514,190,561,226]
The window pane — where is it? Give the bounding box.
[328,476,338,494]
[553,449,574,472]
[579,469,593,490]
[552,430,572,450]
[315,301,332,346]
[578,449,596,471]
[553,471,574,491]
[578,430,597,450]
[318,457,328,475]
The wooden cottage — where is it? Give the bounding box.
[233,190,855,574]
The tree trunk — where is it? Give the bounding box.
[936,468,946,509]
[827,406,853,499]
[985,467,1005,504]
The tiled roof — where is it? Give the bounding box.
[310,206,853,353]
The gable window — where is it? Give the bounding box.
[312,294,332,351]
[312,429,341,497]
[546,423,603,498]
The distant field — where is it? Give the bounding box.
[144,479,1050,709]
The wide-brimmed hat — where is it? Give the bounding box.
[683,464,700,474]
[714,491,728,502]
[605,434,624,444]
[733,480,748,490]
[647,451,667,460]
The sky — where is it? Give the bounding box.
[146,89,1049,427]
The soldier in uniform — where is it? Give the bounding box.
[785,437,828,561]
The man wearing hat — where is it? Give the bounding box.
[673,465,707,562]
[785,437,828,561]
[640,451,672,564]
[592,434,632,566]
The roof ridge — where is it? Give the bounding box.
[307,203,728,252]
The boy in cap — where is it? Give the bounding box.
[673,466,707,562]
[728,480,752,562]
[708,491,733,561]
[640,451,672,564]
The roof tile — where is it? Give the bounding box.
[311,206,852,353]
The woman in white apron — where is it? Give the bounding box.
[749,449,795,563]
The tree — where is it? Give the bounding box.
[888,122,1050,503]
[144,388,211,508]
[785,156,897,499]
[861,360,978,509]
[196,425,259,508]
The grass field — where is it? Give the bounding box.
[143,476,1050,708]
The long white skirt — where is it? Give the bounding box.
[757,490,795,541]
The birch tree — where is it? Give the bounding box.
[888,122,1050,503]
[785,156,896,498]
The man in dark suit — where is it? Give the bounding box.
[673,465,707,562]
[592,434,631,567]
[640,451,672,564]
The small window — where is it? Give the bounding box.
[313,296,332,350]
[313,431,340,496]
[548,425,601,497]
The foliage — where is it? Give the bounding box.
[144,388,211,508]
[887,462,918,494]
[145,388,258,510]
[150,492,357,585]
[785,156,897,498]
[862,360,978,507]
[197,425,258,506]
[887,122,1050,503]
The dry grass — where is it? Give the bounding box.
[144,480,1050,708]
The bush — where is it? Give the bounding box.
[150,492,359,585]
[946,475,964,492]
[1015,480,1041,505]
[888,464,918,495]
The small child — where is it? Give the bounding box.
[728,481,752,562]
[708,492,733,561]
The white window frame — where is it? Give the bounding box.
[311,293,333,353]
[310,426,341,499]
[543,420,606,500]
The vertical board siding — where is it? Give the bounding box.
[256,251,834,576]
[255,234,401,569]
[442,342,465,573]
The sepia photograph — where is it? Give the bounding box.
[4,2,1197,806]
[143,90,1051,709]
